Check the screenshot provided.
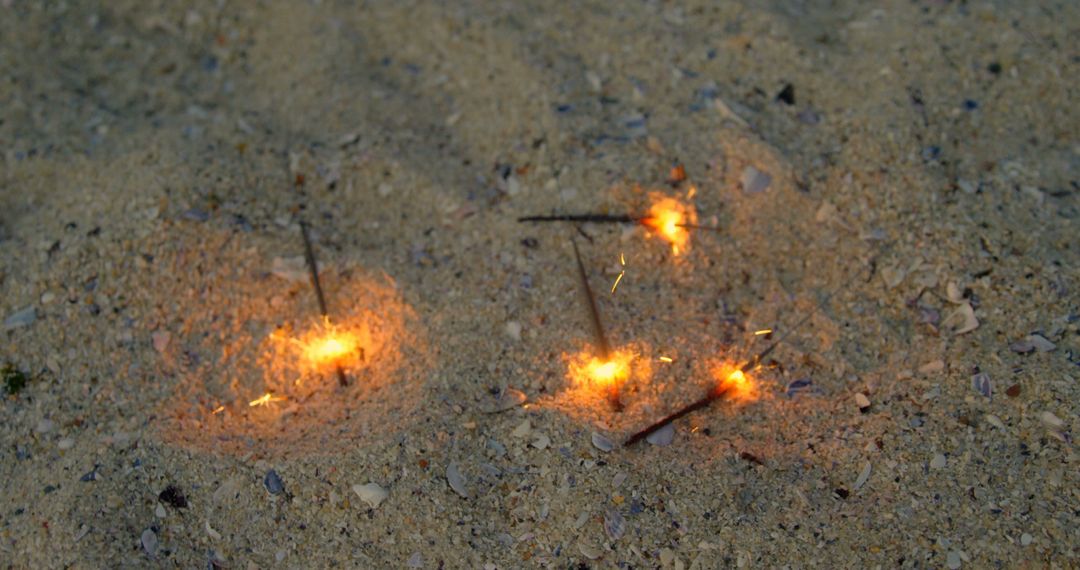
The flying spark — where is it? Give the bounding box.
[248,392,287,407]
[658,356,673,363]
[610,253,627,294]
[754,329,773,336]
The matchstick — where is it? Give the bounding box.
[571,237,622,410]
[299,220,349,388]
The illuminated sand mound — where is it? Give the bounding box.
[157,253,428,457]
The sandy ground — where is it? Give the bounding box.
[1,1,1077,568]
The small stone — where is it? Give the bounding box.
[946,282,964,304]
[57,438,74,450]
[984,414,1006,430]
[504,321,522,341]
[447,463,469,498]
[854,393,871,413]
[919,360,945,374]
[1005,384,1021,398]
[141,528,158,557]
[946,551,962,569]
[271,256,312,282]
[591,432,614,452]
[155,503,167,518]
[660,548,675,566]
[1026,334,1056,352]
[378,183,393,197]
[406,552,423,568]
[930,453,947,469]
[1020,533,1033,546]
[511,419,531,438]
[3,306,36,330]
[352,483,389,509]
[740,166,772,194]
[646,423,675,446]
[263,469,285,495]
[151,331,171,353]
[1039,411,1064,429]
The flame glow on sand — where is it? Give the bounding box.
[159,261,428,456]
[559,345,654,413]
[640,192,698,255]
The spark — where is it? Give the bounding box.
[686,185,697,199]
[640,194,697,255]
[754,328,773,336]
[248,392,287,407]
[211,405,226,415]
[610,253,627,294]
[658,356,673,363]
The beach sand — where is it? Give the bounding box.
[1,1,1076,567]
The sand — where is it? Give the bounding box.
[1,1,1077,568]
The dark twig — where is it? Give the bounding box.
[519,214,638,224]
[571,237,622,410]
[299,220,348,388]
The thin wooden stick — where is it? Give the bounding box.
[299,220,348,388]
[571,237,622,410]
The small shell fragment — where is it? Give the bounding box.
[484,388,526,413]
[446,463,470,498]
[853,461,872,490]
[971,372,992,399]
[646,423,675,446]
[591,432,614,452]
[352,483,389,509]
[603,508,626,541]
[578,542,602,560]
[854,393,871,413]
[1039,411,1064,429]
[942,302,978,335]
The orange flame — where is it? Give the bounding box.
[640,192,698,255]
[713,365,760,404]
[284,317,367,376]
[568,348,634,392]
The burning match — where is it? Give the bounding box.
[519,192,711,255]
[571,238,624,410]
[623,290,838,447]
[299,220,350,388]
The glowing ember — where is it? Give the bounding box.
[285,317,367,375]
[211,405,225,415]
[640,193,698,255]
[658,356,673,363]
[754,328,773,336]
[248,392,287,407]
[714,367,759,403]
[569,348,634,391]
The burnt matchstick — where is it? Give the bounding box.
[299,220,349,388]
[623,288,844,447]
[571,237,623,411]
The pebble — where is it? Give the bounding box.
[740,166,772,194]
[263,469,285,495]
[155,503,167,518]
[854,393,871,413]
[646,424,675,446]
[591,432,614,452]
[1020,533,1033,546]
[603,507,626,541]
[353,483,388,509]
[141,528,158,557]
[57,438,74,450]
[3,306,36,330]
[1039,411,1064,429]
[946,551,962,569]
[511,419,531,438]
[930,453,947,469]
[447,463,469,498]
[504,321,522,341]
[270,256,312,282]
[984,414,1006,430]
